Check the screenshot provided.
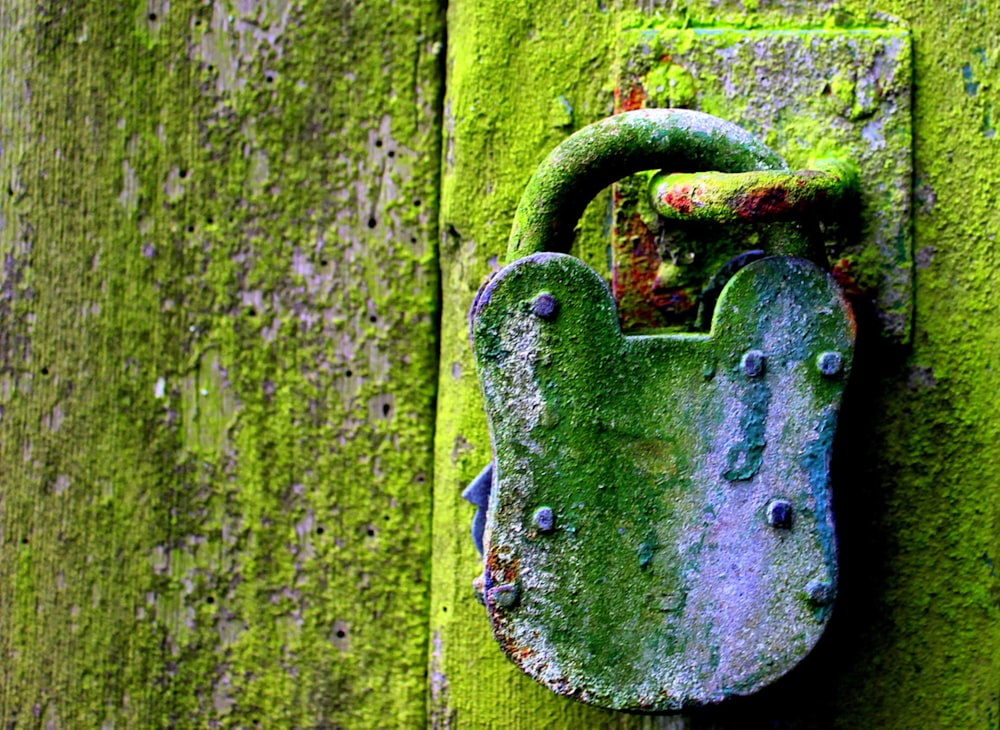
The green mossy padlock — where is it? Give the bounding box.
[467,110,856,712]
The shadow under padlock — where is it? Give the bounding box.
[463,109,858,712]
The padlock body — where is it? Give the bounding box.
[471,253,855,711]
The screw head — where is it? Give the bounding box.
[741,350,766,377]
[533,506,555,533]
[816,350,843,377]
[766,499,793,529]
[805,579,834,606]
[531,292,559,320]
[488,583,519,609]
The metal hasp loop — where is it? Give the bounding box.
[649,158,858,225]
[507,108,786,260]
[468,109,857,712]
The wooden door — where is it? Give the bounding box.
[1,0,997,727]
[430,1,999,728]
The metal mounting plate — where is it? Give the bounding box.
[614,28,912,343]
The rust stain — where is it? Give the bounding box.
[484,549,519,586]
[611,201,698,330]
[613,83,647,113]
[656,182,701,216]
[832,258,871,299]
[730,185,796,219]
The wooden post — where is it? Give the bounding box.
[0,0,443,725]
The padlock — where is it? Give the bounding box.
[466,109,856,711]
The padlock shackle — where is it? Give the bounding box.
[506,109,787,262]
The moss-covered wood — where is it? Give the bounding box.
[432,0,998,727]
[2,0,998,726]
[0,0,443,726]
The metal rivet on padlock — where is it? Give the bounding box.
[766,499,793,529]
[817,350,844,377]
[464,109,856,712]
[741,350,766,377]
[531,292,559,320]
[806,579,835,607]
[487,583,520,609]
[533,506,555,532]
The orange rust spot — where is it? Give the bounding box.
[614,83,647,113]
[658,184,699,215]
[732,186,794,220]
[486,550,520,583]
[611,209,662,330]
[484,549,519,584]
[832,258,871,299]
[496,627,538,662]
[650,287,694,313]
[831,259,865,335]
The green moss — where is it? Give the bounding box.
[2,0,998,725]
[434,0,999,727]
[0,0,443,726]
[470,254,850,710]
[644,64,698,108]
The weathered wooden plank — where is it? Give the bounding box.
[431,0,998,727]
[0,0,443,725]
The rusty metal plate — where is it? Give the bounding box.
[471,252,855,711]
[614,28,911,342]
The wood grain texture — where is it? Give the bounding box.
[1,0,997,727]
[0,0,443,726]
[431,0,999,727]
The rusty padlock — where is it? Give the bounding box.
[466,109,856,711]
